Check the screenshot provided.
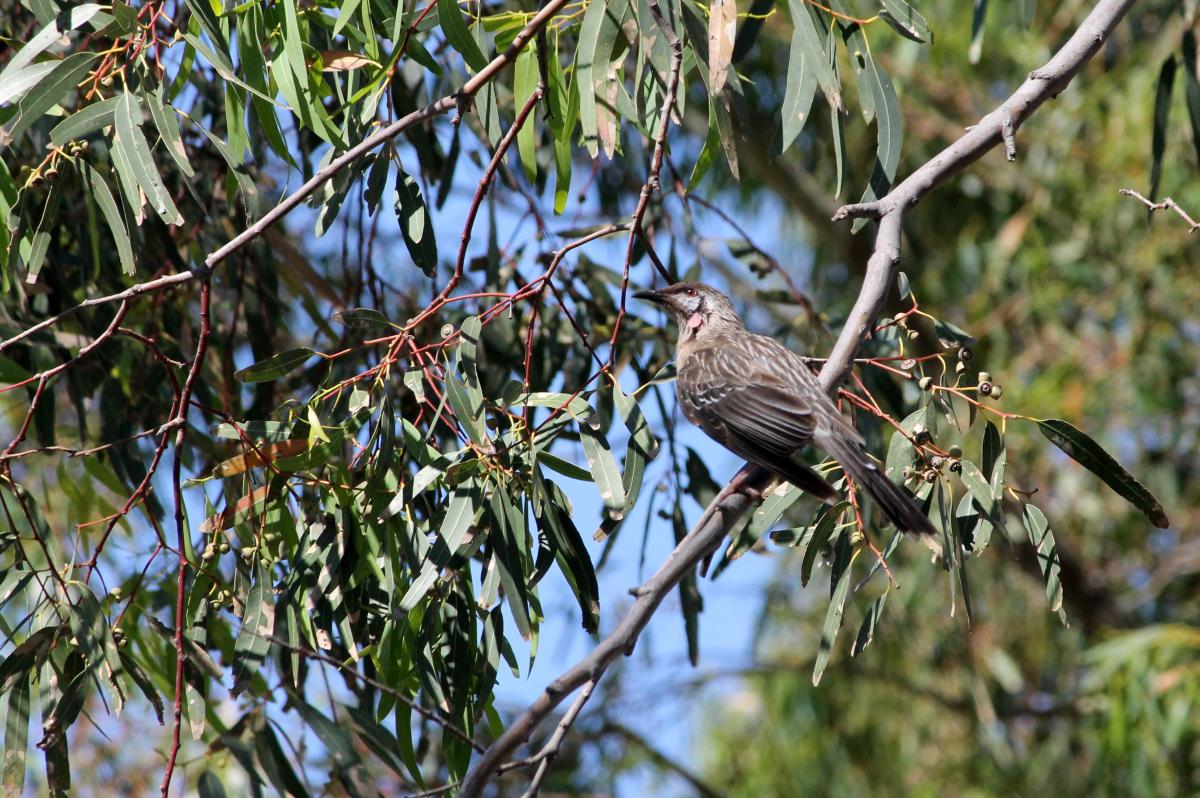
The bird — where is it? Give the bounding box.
[634,281,941,555]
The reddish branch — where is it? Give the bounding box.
[161,280,212,798]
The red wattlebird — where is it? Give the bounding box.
[635,281,941,555]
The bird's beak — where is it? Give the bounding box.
[633,288,666,304]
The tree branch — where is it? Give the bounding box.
[458,0,1139,792]
[824,0,1138,389]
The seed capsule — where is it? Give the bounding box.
[958,347,973,362]
[990,384,1004,399]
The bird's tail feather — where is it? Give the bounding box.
[817,428,943,557]
[769,457,838,503]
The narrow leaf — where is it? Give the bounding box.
[394,171,437,277]
[234,348,315,383]
[1038,418,1169,528]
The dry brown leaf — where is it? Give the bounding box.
[708,0,737,95]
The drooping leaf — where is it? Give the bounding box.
[514,46,540,184]
[6,52,99,144]
[879,0,931,43]
[813,532,854,685]
[1037,419,1169,528]
[85,166,135,275]
[780,24,818,153]
[1021,503,1068,626]
[394,170,438,277]
[969,0,988,64]
[437,0,489,72]
[232,565,276,696]
[1150,56,1176,200]
[113,90,183,226]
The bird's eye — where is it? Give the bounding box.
[685,287,696,296]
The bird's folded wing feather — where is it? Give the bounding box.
[680,342,817,455]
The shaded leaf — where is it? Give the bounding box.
[1038,419,1169,528]
[234,348,315,383]
[232,565,276,696]
[394,171,438,277]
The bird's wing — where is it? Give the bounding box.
[679,339,818,456]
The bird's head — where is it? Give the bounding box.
[633,282,744,344]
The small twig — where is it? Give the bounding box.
[519,679,597,798]
[1119,187,1200,232]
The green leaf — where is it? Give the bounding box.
[514,46,540,184]
[232,565,276,696]
[1181,32,1200,172]
[113,91,183,226]
[195,121,260,221]
[969,0,987,64]
[800,501,849,587]
[437,0,489,71]
[49,96,119,146]
[445,373,488,447]
[86,166,135,275]
[851,590,888,657]
[813,532,854,685]
[579,422,626,511]
[879,0,931,43]
[1,5,103,80]
[141,84,195,179]
[2,670,30,795]
[1150,56,1177,200]
[1021,503,1068,625]
[688,102,721,190]
[0,628,56,694]
[7,52,99,144]
[394,171,438,277]
[780,24,818,153]
[535,475,601,633]
[488,490,535,641]
[842,23,901,230]
[197,772,227,798]
[1037,418,1169,528]
[575,0,620,159]
[440,484,481,553]
[885,406,927,482]
[292,699,361,770]
[547,45,575,213]
[399,563,440,611]
[68,589,126,713]
[785,0,841,111]
[234,348,315,383]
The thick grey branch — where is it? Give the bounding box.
[460,0,1139,793]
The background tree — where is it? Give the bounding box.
[0,0,1190,796]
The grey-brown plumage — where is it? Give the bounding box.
[635,281,940,553]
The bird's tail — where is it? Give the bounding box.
[817,424,943,557]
